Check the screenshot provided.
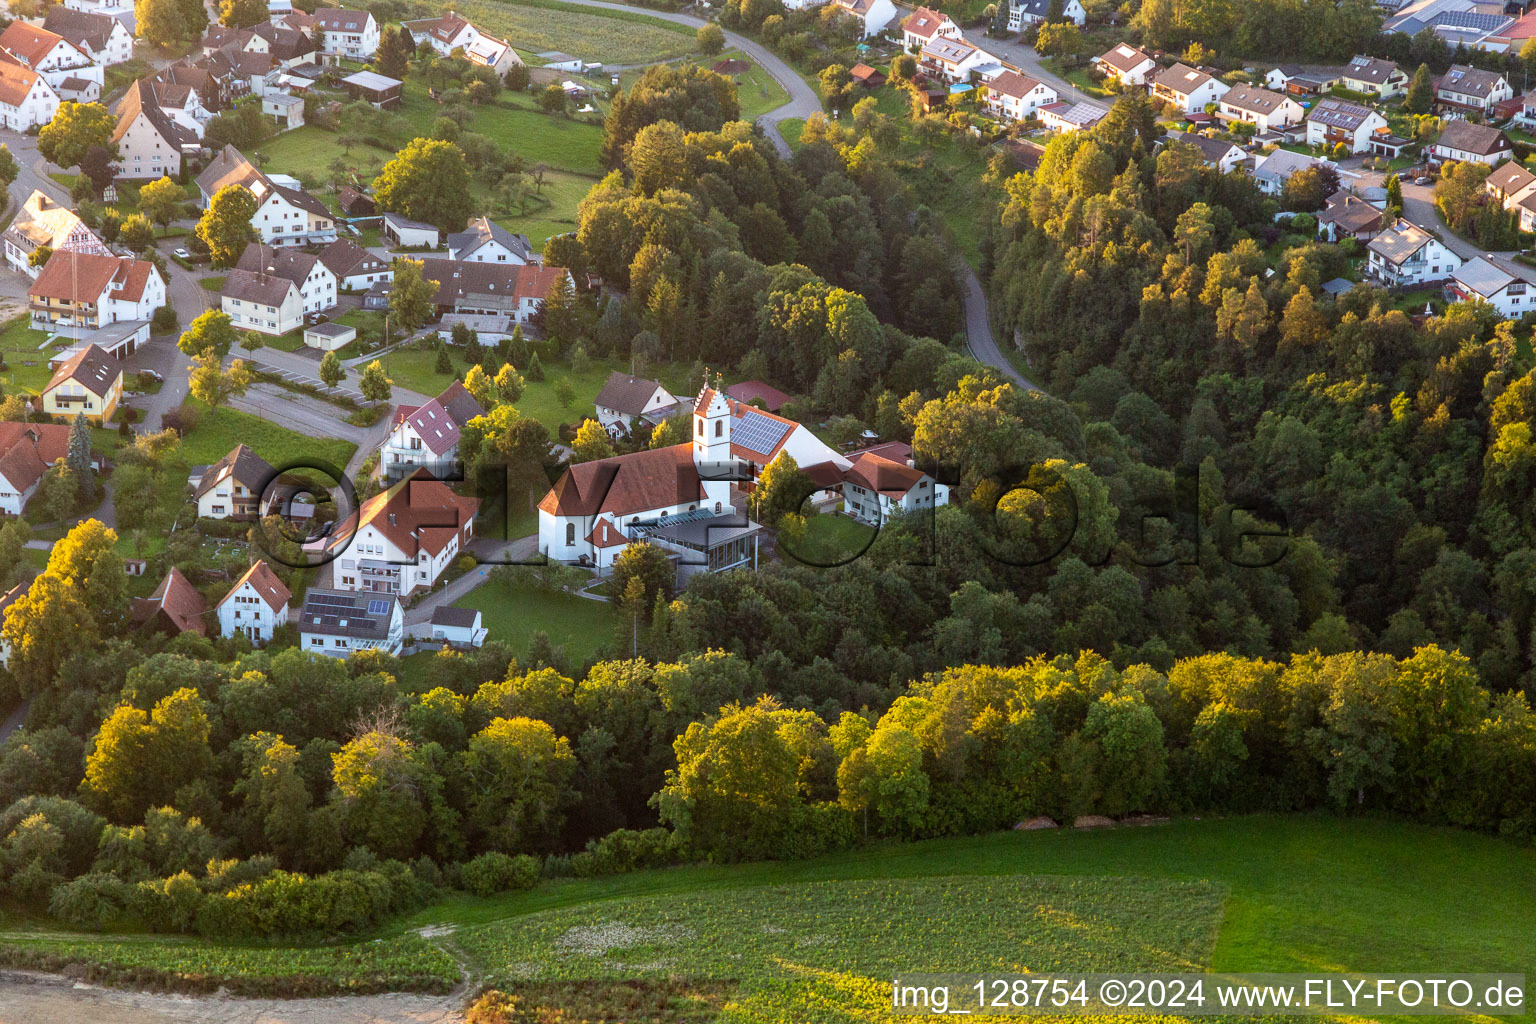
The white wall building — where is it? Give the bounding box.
[1366,218,1463,287]
[1448,254,1536,318]
[313,7,379,59]
[43,8,134,66]
[299,589,403,657]
[217,560,292,644]
[376,380,484,482]
[1011,0,1085,29]
[324,471,479,598]
[0,60,60,131]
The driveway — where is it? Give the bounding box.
[552,0,820,156]
[982,37,1101,107]
[1351,168,1493,262]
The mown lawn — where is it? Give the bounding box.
[177,400,357,469]
[379,349,633,432]
[491,169,598,248]
[451,0,693,65]
[782,511,877,566]
[451,570,619,665]
[0,315,61,395]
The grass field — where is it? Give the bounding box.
[0,315,60,395]
[492,169,599,248]
[379,349,629,431]
[177,400,357,469]
[452,570,619,664]
[1,817,1532,1011]
[783,511,877,565]
[452,0,694,65]
[622,49,790,121]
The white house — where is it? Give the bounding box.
[262,91,304,129]
[223,269,303,334]
[1149,64,1230,114]
[1435,64,1512,114]
[382,212,440,249]
[324,470,479,598]
[1429,119,1513,166]
[919,36,992,83]
[1216,84,1304,133]
[900,6,961,52]
[1094,43,1157,87]
[1485,161,1536,230]
[248,179,336,247]
[1366,218,1463,287]
[1338,55,1407,98]
[376,380,484,482]
[1037,100,1109,132]
[28,250,164,332]
[61,0,131,20]
[840,452,949,525]
[299,588,403,657]
[1011,0,1085,29]
[422,260,571,324]
[110,80,198,180]
[593,371,683,438]
[42,8,134,66]
[0,58,60,131]
[237,243,337,318]
[1448,253,1536,318]
[217,560,291,644]
[0,22,103,92]
[430,606,486,648]
[195,444,277,519]
[318,237,392,291]
[1305,98,1389,154]
[830,0,898,38]
[1172,132,1247,174]
[0,422,72,516]
[982,69,1058,122]
[446,217,536,264]
[312,7,379,59]
[1252,149,1337,195]
[463,33,520,76]
[403,11,478,55]
[4,191,107,279]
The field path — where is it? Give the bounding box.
[555,0,819,156]
[0,969,465,1024]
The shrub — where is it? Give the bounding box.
[48,872,128,930]
[467,989,518,1024]
[460,852,540,897]
[152,305,178,334]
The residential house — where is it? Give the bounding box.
[1036,100,1109,132]
[238,243,337,314]
[41,344,121,423]
[430,607,485,648]
[376,380,484,482]
[919,36,990,84]
[195,444,277,519]
[0,422,73,515]
[313,8,379,59]
[901,6,961,52]
[1217,84,1304,132]
[403,11,477,55]
[1317,189,1388,242]
[61,0,132,21]
[110,79,199,179]
[1383,0,1513,50]
[195,143,263,205]
[830,0,898,37]
[1010,0,1085,29]
[593,371,684,438]
[1172,132,1247,174]
[43,7,134,65]
[325,469,480,598]
[446,217,536,264]
[421,260,571,323]
[1339,55,1407,97]
[3,191,107,279]
[318,237,391,291]
[1366,217,1463,286]
[0,22,103,93]
[216,560,291,644]
[197,147,336,245]
[840,451,949,526]
[251,22,317,68]
[337,187,375,218]
[982,69,1058,122]
[1436,64,1512,113]
[464,33,519,75]
[382,212,438,248]
[1252,149,1337,195]
[1265,64,1341,96]
[1305,98,1389,154]
[131,568,206,637]
[1448,253,1536,317]
[1484,160,1536,229]
[1430,119,1513,166]
[222,269,302,334]
[1149,63,1230,114]
[0,54,61,130]
[28,250,164,333]
[299,588,403,657]
[0,581,30,667]
[1094,43,1157,87]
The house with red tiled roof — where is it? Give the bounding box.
[131,567,207,637]
[403,11,478,55]
[377,380,485,482]
[29,249,165,335]
[324,468,480,597]
[0,422,75,515]
[0,22,101,94]
[831,0,898,37]
[983,69,1058,122]
[0,51,61,130]
[217,560,291,644]
[840,452,949,525]
[901,6,961,51]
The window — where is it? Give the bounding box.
[566,522,575,545]
[714,420,722,437]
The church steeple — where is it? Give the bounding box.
[694,369,731,464]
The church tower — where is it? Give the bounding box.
[694,371,732,466]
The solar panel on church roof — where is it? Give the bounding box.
[731,410,792,456]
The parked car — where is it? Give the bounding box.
[172,247,192,259]
[139,369,163,383]
[306,312,329,326]
[1414,177,1432,186]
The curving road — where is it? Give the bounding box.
[555,0,820,156]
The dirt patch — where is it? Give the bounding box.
[472,979,738,1024]
[0,969,466,1024]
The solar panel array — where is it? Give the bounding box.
[368,599,390,615]
[731,411,792,457]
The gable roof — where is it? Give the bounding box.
[1434,119,1511,155]
[222,559,292,612]
[224,267,298,306]
[41,7,123,55]
[237,242,324,286]
[692,386,808,463]
[1152,63,1214,95]
[44,343,119,399]
[1438,63,1507,98]
[1342,55,1400,85]
[1368,218,1438,264]
[1172,131,1242,165]
[31,249,156,304]
[195,443,277,499]
[1097,43,1153,74]
[431,605,481,627]
[314,6,374,31]
[111,79,198,150]
[538,443,703,518]
[299,587,398,640]
[921,36,976,63]
[987,70,1045,99]
[317,237,385,279]
[0,56,44,108]
[0,422,71,494]
[1308,97,1379,130]
[5,190,101,252]
[134,567,207,635]
[845,452,926,497]
[251,22,316,61]
[197,144,262,198]
[420,259,567,306]
[595,371,667,418]
[446,216,534,262]
[1486,160,1536,195]
[331,468,479,559]
[1452,252,1536,297]
[901,6,953,39]
[0,21,85,67]
[1220,83,1293,116]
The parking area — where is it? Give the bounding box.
[250,357,368,403]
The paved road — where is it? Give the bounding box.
[983,36,1100,108]
[555,0,820,156]
[958,261,1036,392]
